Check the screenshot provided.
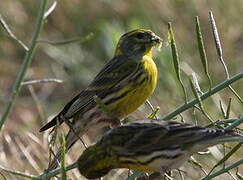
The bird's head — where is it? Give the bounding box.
[115,29,162,57]
[77,144,116,179]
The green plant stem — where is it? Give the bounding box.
[38,163,77,180]
[200,159,243,180]
[162,73,243,120]
[0,0,48,130]
[0,163,77,180]
[61,134,67,180]
[0,165,39,179]
[226,116,243,130]
[207,142,242,177]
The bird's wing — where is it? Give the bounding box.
[62,55,138,118]
[40,55,138,132]
[109,120,225,155]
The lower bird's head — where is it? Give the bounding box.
[77,144,116,179]
[115,29,162,57]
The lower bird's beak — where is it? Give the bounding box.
[151,35,162,51]
[151,35,162,44]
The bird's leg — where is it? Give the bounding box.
[65,118,87,148]
[97,117,121,128]
[108,117,121,128]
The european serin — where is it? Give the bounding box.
[77,119,243,179]
[40,29,162,170]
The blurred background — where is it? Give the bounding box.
[0,0,242,179]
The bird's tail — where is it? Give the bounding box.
[200,134,243,146]
[39,115,64,132]
[191,131,243,152]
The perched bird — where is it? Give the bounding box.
[77,119,243,179]
[40,29,162,170]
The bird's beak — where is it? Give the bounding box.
[151,35,162,44]
[151,34,162,50]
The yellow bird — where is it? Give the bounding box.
[40,29,162,170]
[78,119,243,179]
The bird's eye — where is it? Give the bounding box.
[135,33,146,39]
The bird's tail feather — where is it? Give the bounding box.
[191,134,243,152]
[39,115,63,132]
[201,134,243,145]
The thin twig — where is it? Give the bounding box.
[65,120,87,148]
[0,14,29,51]
[21,78,63,86]
[44,1,57,19]
[0,0,48,130]
[188,157,208,176]
[145,100,155,111]
[193,105,213,122]
[146,100,159,119]
[147,106,160,119]
[37,33,94,46]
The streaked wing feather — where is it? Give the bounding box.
[110,120,229,154]
[62,55,138,119]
